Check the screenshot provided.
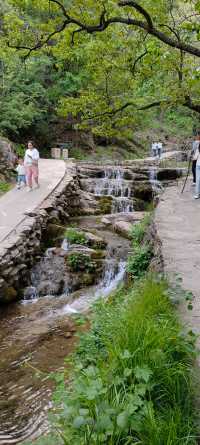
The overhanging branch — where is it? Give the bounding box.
[7,1,200,59]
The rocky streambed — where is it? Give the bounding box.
[0,162,184,444]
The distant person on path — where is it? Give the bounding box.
[24,141,40,192]
[194,140,200,199]
[16,158,26,189]
[152,143,157,157]
[191,135,200,185]
[157,142,163,158]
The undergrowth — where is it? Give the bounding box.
[25,216,197,445]
[29,278,197,445]
[127,214,153,279]
[64,228,87,245]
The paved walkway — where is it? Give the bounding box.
[0,159,66,243]
[155,179,200,345]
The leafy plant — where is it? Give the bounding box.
[65,228,87,245]
[67,253,96,273]
[33,278,197,445]
[127,244,153,278]
[15,143,25,158]
[130,214,151,246]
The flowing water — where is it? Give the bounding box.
[89,167,134,213]
[0,166,136,444]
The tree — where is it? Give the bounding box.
[1,1,200,138]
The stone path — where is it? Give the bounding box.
[155,179,200,346]
[0,159,66,243]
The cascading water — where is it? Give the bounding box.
[94,167,134,213]
[148,167,163,193]
[0,166,135,445]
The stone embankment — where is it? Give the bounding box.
[0,162,80,303]
[0,158,185,304]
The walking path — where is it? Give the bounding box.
[0,159,66,243]
[155,180,200,347]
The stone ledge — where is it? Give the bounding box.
[0,162,80,304]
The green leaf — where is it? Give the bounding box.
[117,411,129,429]
[73,416,85,428]
[134,366,153,383]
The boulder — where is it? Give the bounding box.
[157,168,184,181]
[113,221,133,239]
[133,183,153,202]
[84,231,107,249]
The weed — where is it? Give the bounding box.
[127,244,153,278]
[130,214,151,246]
[67,253,96,273]
[65,228,87,245]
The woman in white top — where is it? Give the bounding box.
[24,141,40,192]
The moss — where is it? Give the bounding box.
[2,286,17,303]
[80,273,96,286]
[97,196,113,214]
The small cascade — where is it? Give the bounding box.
[61,238,69,251]
[148,167,162,193]
[61,260,126,315]
[94,167,133,213]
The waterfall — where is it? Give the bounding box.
[94,167,133,213]
[61,261,126,315]
[148,167,162,193]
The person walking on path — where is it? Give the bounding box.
[191,135,200,185]
[24,141,40,192]
[16,158,26,189]
[194,141,200,198]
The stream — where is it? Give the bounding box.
[0,165,143,444]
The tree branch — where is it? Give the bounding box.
[131,49,148,75]
[118,0,153,28]
[7,2,200,59]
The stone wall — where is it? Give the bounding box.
[0,163,81,304]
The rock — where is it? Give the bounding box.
[0,284,17,303]
[84,232,107,249]
[37,279,65,296]
[157,168,184,181]
[133,183,153,202]
[24,286,38,300]
[101,212,145,226]
[113,221,133,239]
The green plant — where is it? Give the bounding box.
[0,181,11,194]
[130,214,151,246]
[15,143,25,158]
[67,253,96,273]
[35,278,196,445]
[65,228,87,245]
[127,244,153,278]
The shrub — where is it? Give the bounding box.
[67,253,96,273]
[64,228,87,245]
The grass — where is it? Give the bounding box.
[24,216,198,445]
[29,278,197,445]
